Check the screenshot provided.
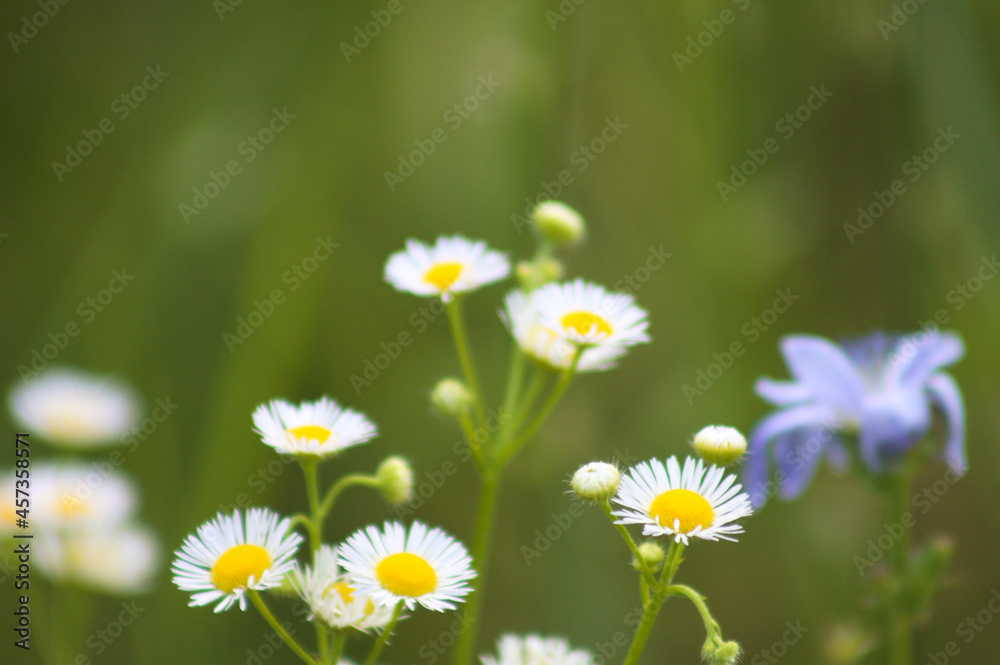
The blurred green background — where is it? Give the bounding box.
[2,1,999,663]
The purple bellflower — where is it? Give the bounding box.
[744,331,966,508]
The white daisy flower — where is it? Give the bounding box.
[171,508,303,612]
[384,235,510,302]
[290,545,398,632]
[9,368,138,447]
[253,397,377,457]
[501,290,628,372]
[532,279,650,348]
[612,456,752,545]
[481,634,596,665]
[29,462,137,532]
[338,521,476,612]
[35,525,160,595]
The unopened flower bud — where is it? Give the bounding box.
[431,378,473,418]
[516,258,564,291]
[712,641,741,664]
[532,201,585,245]
[692,425,747,467]
[634,541,665,573]
[571,462,620,502]
[376,456,413,504]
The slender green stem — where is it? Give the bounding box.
[458,409,489,473]
[495,351,580,467]
[500,348,528,427]
[888,471,914,665]
[667,584,720,637]
[320,473,381,517]
[249,590,318,665]
[331,631,346,665]
[452,471,500,665]
[446,298,486,424]
[600,499,658,588]
[363,601,404,665]
[621,542,685,665]
[300,458,330,664]
[503,365,549,441]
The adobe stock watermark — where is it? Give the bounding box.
[521,449,640,566]
[716,84,834,201]
[384,74,502,192]
[51,65,170,182]
[844,127,960,243]
[510,116,628,233]
[392,407,511,519]
[223,235,339,353]
[340,0,411,62]
[17,268,136,381]
[748,621,809,665]
[877,0,931,40]
[545,0,591,30]
[406,609,475,664]
[82,601,144,658]
[672,0,751,73]
[682,287,799,404]
[591,605,644,665]
[853,466,962,575]
[7,0,73,54]
[923,589,1000,665]
[179,107,296,223]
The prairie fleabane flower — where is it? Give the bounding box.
[9,368,138,447]
[480,634,596,665]
[29,463,137,532]
[744,331,966,507]
[384,235,510,302]
[613,456,752,545]
[36,525,160,595]
[171,508,302,612]
[570,462,621,502]
[253,397,377,458]
[338,521,475,612]
[290,545,397,632]
[691,425,747,467]
[532,279,649,348]
[501,290,629,372]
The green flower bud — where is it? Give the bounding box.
[531,200,585,245]
[634,541,665,573]
[692,425,747,466]
[713,641,741,664]
[376,456,414,504]
[431,378,473,418]
[515,257,564,291]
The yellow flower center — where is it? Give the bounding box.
[649,489,714,533]
[287,425,332,444]
[58,494,88,518]
[560,311,613,338]
[375,552,437,597]
[210,544,272,593]
[1,506,16,525]
[47,411,101,441]
[326,581,355,604]
[424,262,464,290]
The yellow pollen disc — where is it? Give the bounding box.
[287,425,332,444]
[375,552,437,598]
[649,489,714,533]
[325,581,355,604]
[560,311,613,338]
[424,262,464,290]
[1,507,16,525]
[210,544,272,593]
[47,411,100,441]
[364,597,375,616]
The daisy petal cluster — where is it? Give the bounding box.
[290,545,397,632]
[532,279,650,349]
[172,508,302,612]
[613,456,752,545]
[338,521,475,612]
[744,331,966,507]
[384,235,510,302]
[480,634,596,665]
[253,397,377,457]
[9,368,138,448]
